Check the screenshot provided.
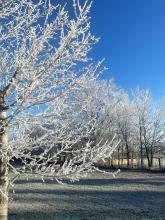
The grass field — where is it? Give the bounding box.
[9,170,165,220]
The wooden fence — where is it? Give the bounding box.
[97,157,165,170]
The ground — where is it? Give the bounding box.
[9,170,165,220]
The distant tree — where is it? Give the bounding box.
[0,1,119,218]
[72,79,122,143]
[115,95,135,168]
[132,89,165,169]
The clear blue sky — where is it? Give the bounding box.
[88,0,165,100]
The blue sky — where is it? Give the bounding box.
[88,0,165,100]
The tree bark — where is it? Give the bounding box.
[139,125,144,168]
[117,147,120,168]
[158,158,161,170]
[125,142,130,168]
[131,153,133,169]
[0,93,9,220]
[121,145,124,167]
[0,176,9,220]
[144,145,152,169]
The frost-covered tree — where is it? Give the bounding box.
[132,89,165,168]
[115,95,135,168]
[0,1,119,218]
[69,79,122,144]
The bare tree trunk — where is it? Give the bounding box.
[144,145,152,169]
[139,126,143,168]
[117,147,120,168]
[0,176,9,220]
[146,152,151,169]
[150,147,153,168]
[0,93,9,220]
[143,128,152,169]
[158,158,161,170]
[125,142,129,168]
[109,157,111,167]
[121,145,124,167]
[131,152,133,169]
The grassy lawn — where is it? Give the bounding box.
[9,171,165,220]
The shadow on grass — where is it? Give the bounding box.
[9,188,165,220]
[9,173,165,220]
[13,188,165,203]
[15,177,165,187]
